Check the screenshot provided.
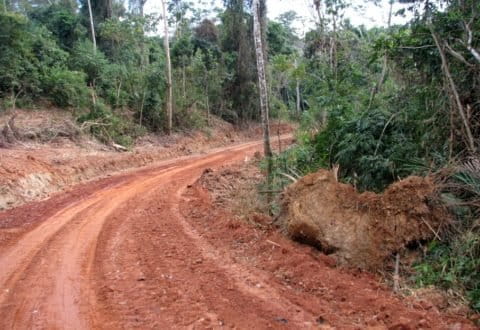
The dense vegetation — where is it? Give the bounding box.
[0,0,478,312]
[0,0,289,144]
[268,0,480,311]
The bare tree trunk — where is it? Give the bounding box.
[139,1,149,68]
[116,79,122,109]
[86,0,97,54]
[431,27,475,153]
[182,59,186,99]
[294,58,301,118]
[368,0,393,109]
[3,0,7,13]
[252,0,272,161]
[205,71,210,126]
[161,0,173,135]
[296,80,301,118]
[313,0,324,35]
[139,90,146,127]
[332,13,337,78]
[465,22,480,64]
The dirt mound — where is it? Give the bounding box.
[277,169,450,269]
[198,162,261,204]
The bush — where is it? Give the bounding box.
[0,12,69,99]
[42,68,89,108]
[77,101,145,147]
[70,40,108,84]
[29,4,86,50]
[414,234,480,312]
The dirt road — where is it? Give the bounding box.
[0,138,475,329]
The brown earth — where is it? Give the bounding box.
[278,169,451,270]
[0,109,293,211]
[0,137,474,329]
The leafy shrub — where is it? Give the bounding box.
[414,234,480,311]
[29,4,86,50]
[70,40,108,84]
[77,101,144,147]
[0,12,69,99]
[42,68,89,108]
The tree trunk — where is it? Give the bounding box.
[430,27,475,153]
[161,0,173,135]
[182,59,186,99]
[139,90,146,127]
[368,0,393,109]
[296,80,301,116]
[86,0,97,54]
[205,70,210,126]
[139,1,149,68]
[332,13,337,77]
[313,0,324,35]
[294,58,301,118]
[252,0,272,160]
[465,22,480,64]
[3,0,7,13]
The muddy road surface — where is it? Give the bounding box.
[0,138,475,329]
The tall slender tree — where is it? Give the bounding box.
[252,0,272,163]
[161,0,173,134]
[86,0,97,54]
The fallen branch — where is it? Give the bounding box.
[280,172,298,183]
[79,121,112,131]
[111,142,128,152]
[266,239,282,248]
[421,216,442,241]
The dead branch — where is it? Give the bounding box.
[464,22,480,64]
[280,172,298,183]
[444,41,474,67]
[111,142,128,152]
[430,26,476,153]
[266,239,282,248]
[80,121,112,131]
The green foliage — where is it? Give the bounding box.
[268,0,480,311]
[0,11,77,103]
[29,4,86,50]
[70,40,108,84]
[77,101,144,147]
[267,21,296,57]
[42,68,89,108]
[414,235,480,312]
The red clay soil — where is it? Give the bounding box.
[0,109,295,211]
[0,137,475,329]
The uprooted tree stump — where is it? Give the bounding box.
[277,169,451,270]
